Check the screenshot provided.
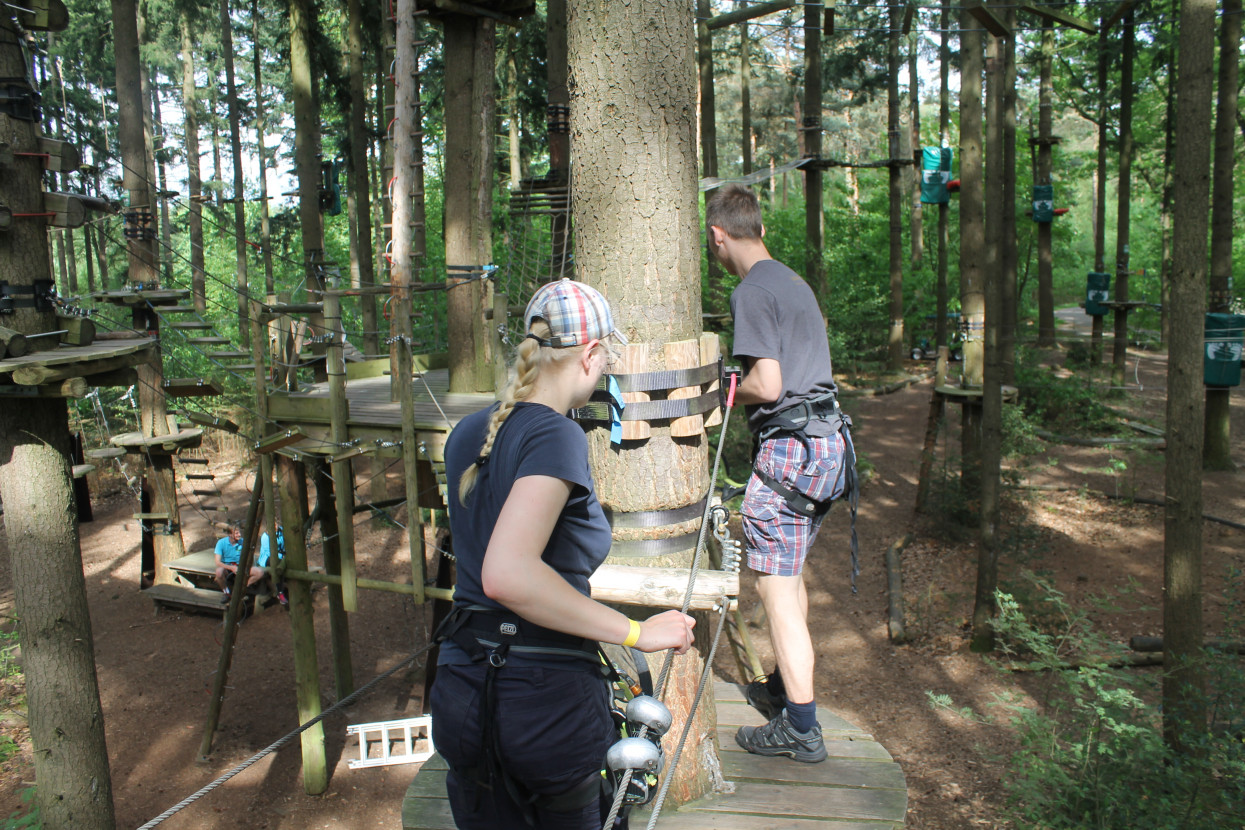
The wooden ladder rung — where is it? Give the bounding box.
[167,321,214,330]
[186,337,231,345]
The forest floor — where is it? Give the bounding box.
[1,317,1243,829]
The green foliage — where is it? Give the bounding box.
[940,574,1245,830]
[1013,347,1117,436]
[3,787,40,830]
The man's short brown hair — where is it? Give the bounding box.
[705,183,763,241]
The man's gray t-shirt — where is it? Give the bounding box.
[730,259,837,437]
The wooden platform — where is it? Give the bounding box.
[0,337,154,386]
[143,583,233,614]
[401,680,906,829]
[267,369,493,448]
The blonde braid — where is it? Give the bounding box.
[457,322,551,505]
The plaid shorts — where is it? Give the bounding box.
[741,433,847,576]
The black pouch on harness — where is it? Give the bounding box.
[432,604,613,825]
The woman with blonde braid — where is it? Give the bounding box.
[432,279,696,830]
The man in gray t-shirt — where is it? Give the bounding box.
[707,183,848,764]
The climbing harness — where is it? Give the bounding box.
[751,388,861,592]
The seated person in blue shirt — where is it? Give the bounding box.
[214,521,265,601]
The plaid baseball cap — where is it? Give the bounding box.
[523,279,628,348]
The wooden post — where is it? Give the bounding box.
[323,290,358,611]
[803,0,824,296]
[312,458,354,698]
[1035,25,1055,347]
[198,474,264,760]
[1111,8,1135,388]
[276,453,328,794]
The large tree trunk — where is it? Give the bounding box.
[1000,12,1017,386]
[148,71,173,283]
[1204,0,1239,471]
[0,17,117,824]
[741,21,752,175]
[973,15,1004,651]
[568,0,717,805]
[221,0,251,349]
[180,7,207,313]
[886,6,904,370]
[936,0,950,351]
[1164,0,1214,750]
[113,0,183,587]
[908,29,923,268]
[1111,10,1136,389]
[443,14,496,394]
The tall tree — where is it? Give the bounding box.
[252,0,275,295]
[568,0,716,804]
[1204,0,1240,471]
[180,2,207,312]
[220,0,251,348]
[1111,9,1136,388]
[958,3,985,498]
[1,9,116,826]
[741,20,752,175]
[804,0,823,296]
[908,26,922,267]
[346,0,379,356]
[1164,0,1214,750]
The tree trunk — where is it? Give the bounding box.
[1204,0,1239,471]
[148,70,172,283]
[547,0,569,275]
[886,6,904,370]
[252,0,275,295]
[741,21,752,175]
[958,6,985,497]
[696,0,723,294]
[1091,28,1108,363]
[568,0,716,805]
[1164,0,1214,750]
[289,0,327,382]
[347,0,378,357]
[1036,25,1055,347]
[0,19,117,825]
[209,81,223,208]
[506,29,522,187]
[442,15,495,394]
[803,1,824,297]
[1112,10,1136,388]
[113,0,183,589]
[937,0,950,351]
[908,28,923,268]
[1159,5,1177,349]
[220,0,251,349]
[1000,12,1017,386]
[180,7,207,313]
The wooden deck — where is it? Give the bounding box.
[267,369,494,449]
[401,679,906,829]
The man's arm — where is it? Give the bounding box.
[734,356,782,406]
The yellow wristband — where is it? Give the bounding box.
[622,619,641,648]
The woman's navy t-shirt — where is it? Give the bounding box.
[439,401,612,665]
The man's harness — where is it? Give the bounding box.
[433,604,623,824]
[752,390,861,591]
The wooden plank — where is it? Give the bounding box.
[637,810,898,830]
[1017,2,1097,33]
[85,447,126,459]
[589,563,736,611]
[111,429,204,452]
[619,343,651,440]
[183,412,240,433]
[715,699,867,736]
[718,728,894,762]
[255,428,308,454]
[142,583,229,613]
[721,751,906,790]
[0,339,154,376]
[167,550,217,576]
[689,781,906,823]
[72,463,95,478]
[666,339,704,437]
[701,332,723,428]
[185,337,231,346]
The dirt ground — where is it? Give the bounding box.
[1,335,1242,829]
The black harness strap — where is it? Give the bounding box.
[433,605,613,825]
[753,392,862,593]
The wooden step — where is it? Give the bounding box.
[208,351,250,360]
[230,364,257,371]
[142,582,233,615]
[160,305,199,314]
[177,456,210,465]
[111,429,204,453]
[182,412,239,433]
[72,463,96,478]
[85,447,126,460]
[191,488,219,496]
[183,473,215,480]
[167,321,214,330]
[186,337,231,346]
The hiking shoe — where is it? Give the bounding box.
[735,710,827,763]
[220,588,231,604]
[277,591,288,607]
[745,677,786,721]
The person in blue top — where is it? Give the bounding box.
[258,524,288,606]
[433,279,697,830]
[213,520,265,602]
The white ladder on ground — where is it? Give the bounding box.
[346,715,434,769]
